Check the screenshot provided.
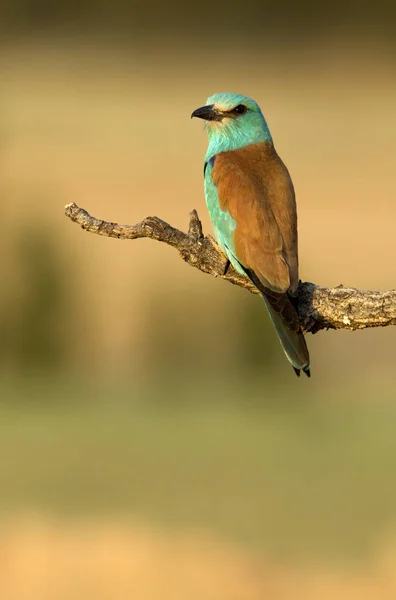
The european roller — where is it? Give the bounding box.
[192,92,310,377]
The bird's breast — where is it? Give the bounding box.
[204,156,237,253]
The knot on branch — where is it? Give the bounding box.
[188,210,204,242]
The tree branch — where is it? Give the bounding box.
[64,202,396,334]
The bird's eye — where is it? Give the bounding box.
[233,104,247,115]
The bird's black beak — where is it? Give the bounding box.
[191,104,223,122]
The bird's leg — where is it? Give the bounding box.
[223,259,231,276]
[207,234,230,276]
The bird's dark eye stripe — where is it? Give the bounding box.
[228,104,248,116]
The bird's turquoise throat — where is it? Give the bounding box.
[204,92,272,161]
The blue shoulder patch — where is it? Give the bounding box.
[204,155,216,176]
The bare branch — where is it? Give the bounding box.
[65,202,396,334]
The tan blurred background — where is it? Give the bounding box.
[1,1,396,598]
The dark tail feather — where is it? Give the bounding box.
[262,293,310,376]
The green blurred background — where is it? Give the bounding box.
[1,1,396,598]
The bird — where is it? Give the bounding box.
[191,93,310,377]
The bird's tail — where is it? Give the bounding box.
[262,291,310,377]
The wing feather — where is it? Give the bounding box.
[211,142,298,293]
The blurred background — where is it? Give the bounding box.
[1,1,396,597]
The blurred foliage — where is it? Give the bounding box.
[0,220,71,375]
[1,391,396,563]
[0,0,395,41]
[140,284,284,393]
[235,293,283,378]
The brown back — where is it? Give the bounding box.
[212,142,298,294]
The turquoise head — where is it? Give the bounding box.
[191,92,272,160]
